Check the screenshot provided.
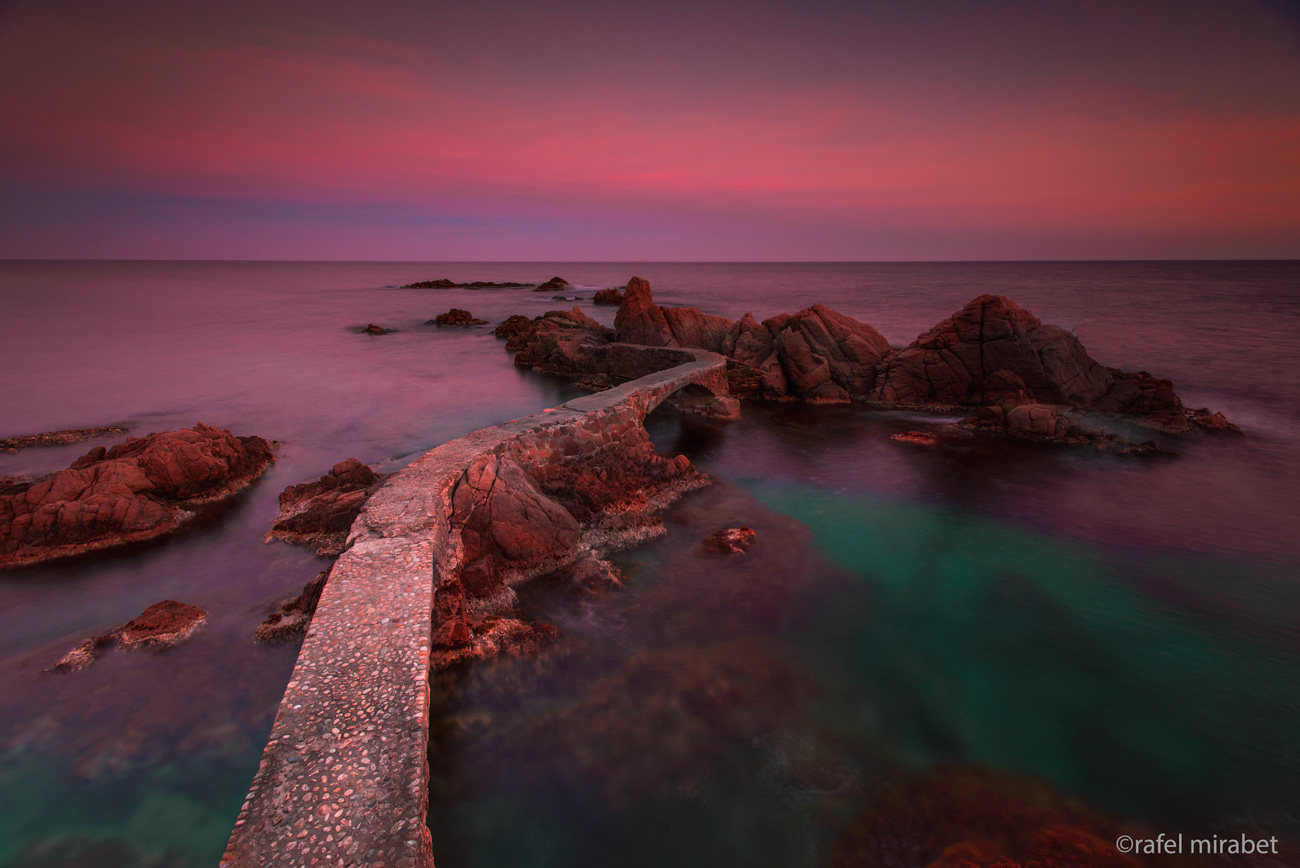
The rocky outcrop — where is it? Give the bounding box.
[891,431,938,446]
[702,526,756,553]
[267,459,388,557]
[592,287,624,305]
[959,401,1127,450]
[509,307,614,374]
[52,600,207,672]
[1189,407,1242,434]
[615,276,734,352]
[403,278,526,289]
[256,569,330,642]
[533,276,571,292]
[1,425,129,453]
[1,424,274,568]
[723,305,893,402]
[493,314,533,339]
[361,323,393,334]
[430,308,487,326]
[870,295,1206,434]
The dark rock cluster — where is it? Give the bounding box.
[267,458,389,557]
[429,308,488,326]
[52,600,208,672]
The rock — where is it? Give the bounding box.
[256,569,330,642]
[451,455,583,584]
[891,431,937,446]
[723,305,892,402]
[959,401,1126,450]
[1117,440,1176,458]
[430,309,487,326]
[403,278,527,288]
[267,459,388,556]
[361,323,393,334]
[592,287,624,305]
[510,307,614,374]
[532,276,571,292]
[702,526,756,553]
[614,276,734,352]
[577,373,612,391]
[1189,406,1243,434]
[0,425,129,453]
[1,424,274,568]
[493,314,533,339]
[51,600,207,672]
[551,294,579,301]
[430,615,562,668]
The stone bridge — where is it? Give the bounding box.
[221,347,730,868]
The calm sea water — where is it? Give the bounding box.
[1,261,1297,867]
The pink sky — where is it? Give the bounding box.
[1,0,1297,259]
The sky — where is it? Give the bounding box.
[0,0,1298,261]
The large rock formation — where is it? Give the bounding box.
[723,304,893,402]
[614,276,734,352]
[267,458,389,556]
[871,295,1202,434]
[52,600,208,672]
[1,424,274,568]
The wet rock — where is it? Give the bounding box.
[592,287,624,305]
[702,526,756,553]
[533,276,571,292]
[615,276,734,352]
[724,304,893,402]
[493,314,534,339]
[52,601,207,672]
[577,372,613,391]
[0,424,274,568]
[960,401,1126,450]
[430,308,487,326]
[256,569,330,642]
[891,430,938,446]
[1,425,129,453]
[1189,407,1243,434]
[1117,440,1177,458]
[510,307,615,373]
[267,458,388,556]
[361,323,393,334]
[430,615,562,668]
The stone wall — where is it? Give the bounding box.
[221,348,728,868]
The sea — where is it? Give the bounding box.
[0,260,1297,867]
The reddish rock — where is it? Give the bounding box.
[256,569,330,642]
[451,455,582,582]
[725,305,892,402]
[493,314,533,339]
[430,308,487,326]
[361,323,393,334]
[1189,406,1243,434]
[960,401,1126,450]
[430,615,562,668]
[0,424,274,568]
[592,287,624,305]
[267,458,388,556]
[1,425,129,453]
[510,307,614,374]
[702,526,756,553]
[615,276,734,352]
[891,431,938,446]
[533,276,571,292]
[52,600,208,672]
[577,373,613,391]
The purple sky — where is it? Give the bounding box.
[1,0,1297,260]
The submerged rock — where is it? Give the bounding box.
[891,431,938,446]
[702,526,756,553]
[267,458,388,556]
[256,568,330,642]
[430,309,487,326]
[0,424,274,568]
[52,600,208,672]
[361,323,393,334]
